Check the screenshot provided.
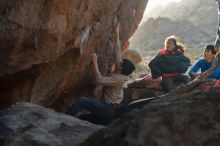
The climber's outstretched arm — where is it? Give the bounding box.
[114,22,121,65]
[112,22,123,74]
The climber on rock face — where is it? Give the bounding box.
[65,23,135,124]
[189,45,220,80]
[65,54,135,123]
[149,36,190,92]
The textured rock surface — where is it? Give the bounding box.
[0,102,103,146]
[81,88,220,146]
[0,0,148,110]
[123,76,164,105]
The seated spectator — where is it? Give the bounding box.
[189,44,220,80]
[149,36,190,92]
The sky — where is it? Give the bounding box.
[141,0,182,23]
[146,0,182,10]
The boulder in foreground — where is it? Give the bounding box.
[81,88,220,146]
[0,102,103,146]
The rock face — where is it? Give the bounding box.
[0,0,148,110]
[0,102,103,146]
[123,75,164,105]
[81,88,220,146]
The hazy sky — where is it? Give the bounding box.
[141,0,182,23]
[146,0,182,10]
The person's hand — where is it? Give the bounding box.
[114,22,120,42]
[116,22,120,35]
[91,53,98,65]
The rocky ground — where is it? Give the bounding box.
[81,87,220,146]
[1,79,220,146]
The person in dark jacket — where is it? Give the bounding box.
[149,36,190,92]
[189,45,220,80]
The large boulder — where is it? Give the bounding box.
[0,102,103,146]
[123,74,164,105]
[0,0,148,110]
[81,88,220,146]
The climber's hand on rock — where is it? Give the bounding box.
[114,22,120,43]
[91,53,98,65]
[116,22,120,35]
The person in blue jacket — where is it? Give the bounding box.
[189,45,220,80]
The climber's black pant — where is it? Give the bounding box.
[78,97,156,125]
[66,97,157,125]
[162,74,190,92]
[65,97,115,122]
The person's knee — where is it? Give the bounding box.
[162,78,173,92]
[104,111,115,121]
[68,97,88,110]
[165,86,173,92]
[76,97,88,103]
